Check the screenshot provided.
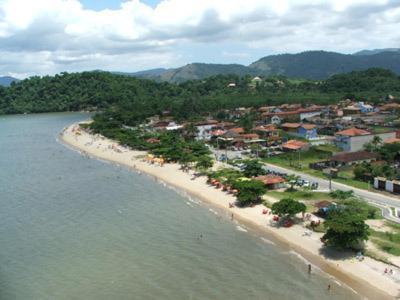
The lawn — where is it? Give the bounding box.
[264,146,372,191]
[268,190,334,202]
[368,220,400,257]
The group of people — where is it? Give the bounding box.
[384,268,396,276]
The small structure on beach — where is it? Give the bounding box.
[255,175,285,190]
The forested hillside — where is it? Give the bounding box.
[131,50,400,82]
[0,69,399,121]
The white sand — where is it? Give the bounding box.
[60,123,400,300]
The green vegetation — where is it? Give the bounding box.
[329,190,354,200]
[1,68,400,117]
[268,190,333,202]
[271,198,306,218]
[242,159,266,177]
[264,145,335,170]
[233,179,267,207]
[322,206,370,250]
[370,230,400,256]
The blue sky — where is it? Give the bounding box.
[0,0,399,77]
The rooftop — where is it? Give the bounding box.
[255,175,285,185]
[282,140,308,150]
[335,127,371,136]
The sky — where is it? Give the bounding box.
[0,0,399,78]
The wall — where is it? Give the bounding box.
[337,132,397,152]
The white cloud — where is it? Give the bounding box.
[0,0,399,77]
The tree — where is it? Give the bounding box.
[271,197,306,219]
[286,174,300,191]
[322,207,369,250]
[364,135,382,152]
[233,179,266,206]
[242,159,266,177]
[183,122,199,140]
[195,155,214,171]
[329,190,354,200]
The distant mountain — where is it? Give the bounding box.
[128,49,400,82]
[354,48,400,56]
[250,50,400,80]
[114,68,172,79]
[0,76,19,86]
[156,63,257,83]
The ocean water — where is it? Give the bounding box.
[0,113,361,300]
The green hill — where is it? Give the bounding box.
[131,50,400,82]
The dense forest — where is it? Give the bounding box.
[1,68,399,127]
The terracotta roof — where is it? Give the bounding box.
[282,123,316,130]
[229,127,245,134]
[253,124,277,132]
[146,138,160,144]
[335,127,371,136]
[255,175,285,185]
[331,151,378,163]
[240,133,260,140]
[282,140,308,150]
[301,124,316,130]
[281,123,301,129]
[211,129,226,136]
[384,138,400,144]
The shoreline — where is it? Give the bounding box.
[60,123,399,300]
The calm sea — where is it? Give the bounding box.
[0,113,360,299]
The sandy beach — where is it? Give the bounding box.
[60,123,400,300]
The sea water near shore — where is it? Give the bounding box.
[0,113,360,299]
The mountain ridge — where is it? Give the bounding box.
[127,49,400,82]
[0,76,19,86]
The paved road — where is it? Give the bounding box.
[263,162,400,223]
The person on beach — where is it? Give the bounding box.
[327,284,331,291]
[308,264,312,274]
[231,213,234,220]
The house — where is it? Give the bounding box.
[330,151,379,167]
[195,119,219,140]
[262,107,322,125]
[253,124,280,145]
[153,121,183,130]
[343,106,361,116]
[255,175,286,190]
[379,103,400,113]
[358,102,374,114]
[281,123,318,139]
[281,140,309,152]
[166,122,183,131]
[335,127,397,152]
[384,137,400,144]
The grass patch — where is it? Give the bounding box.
[264,154,372,191]
[370,229,400,256]
[385,221,400,232]
[268,190,333,201]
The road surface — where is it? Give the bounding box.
[263,162,400,223]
